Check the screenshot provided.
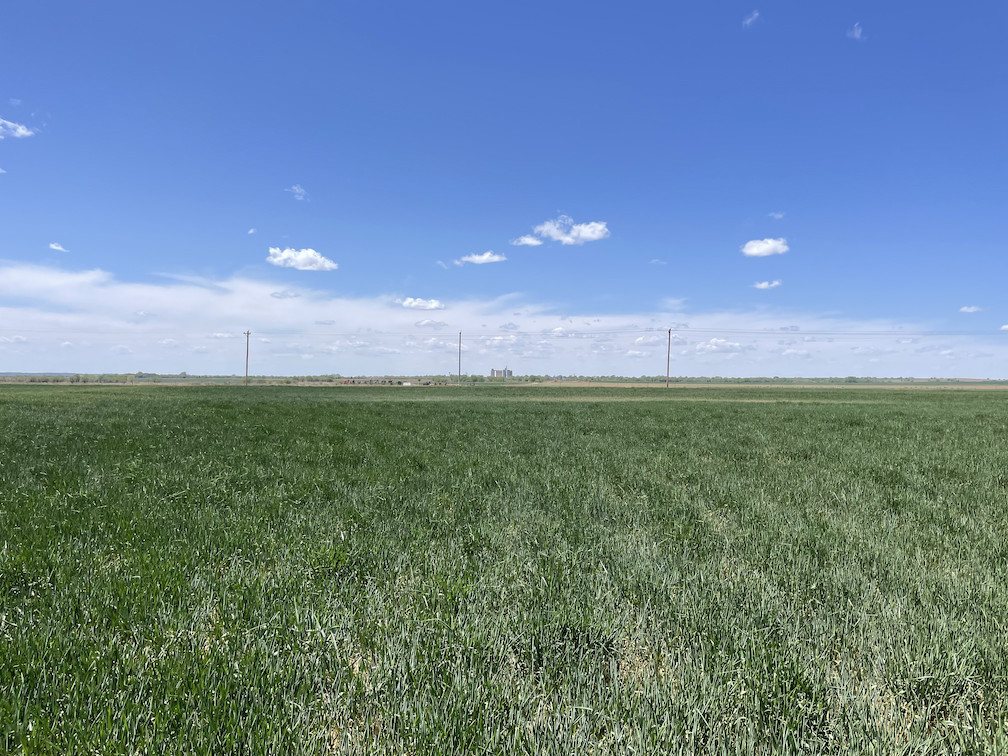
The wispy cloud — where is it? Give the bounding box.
[696,338,744,354]
[454,251,507,266]
[754,280,781,289]
[847,22,864,41]
[270,289,300,299]
[397,297,445,310]
[0,168,6,174]
[0,118,34,139]
[768,211,785,220]
[5,260,1008,377]
[742,10,759,28]
[628,332,685,348]
[247,228,257,235]
[9,99,22,107]
[415,319,447,329]
[510,235,543,247]
[649,259,667,266]
[634,334,664,345]
[49,242,69,252]
[266,247,338,271]
[959,305,981,313]
[1002,325,1008,331]
[533,214,610,245]
[284,184,308,201]
[435,260,449,269]
[741,237,789,257]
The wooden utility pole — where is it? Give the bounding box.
[244,330,251,386]
[457,331,462,386]
[666,328,671,389]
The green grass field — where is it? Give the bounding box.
[2,385,1007,754]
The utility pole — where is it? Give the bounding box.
[666,328,671,389]
[457,331,462,386]
[244,330,251,386]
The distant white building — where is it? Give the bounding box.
[490,367,513,378]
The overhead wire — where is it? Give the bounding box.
[2,325,1006,338]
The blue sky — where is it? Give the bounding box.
[2,2,1006,377]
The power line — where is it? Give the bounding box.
[255,326,1008,339]
[3,325,1007,339]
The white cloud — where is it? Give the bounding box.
[435,260,449,269]
[852,345,894,356]
[454,251,507,266]
[0,168,6,174]
[741,237,789,257]
[626,350,649,358]
[633,333,683,347]
[0,335,27,343]
[511,235,543,247]
[208,332,238,339]
[284,184,308,201]
[5,260,1008,377]
[415,319,447,328]
[1001,325,1008,331]
[266,247,338,271]
[742,10,759,28]
[754,280,782,290]
[49,242,69,252]
[483,334,518,347]
[412,337,457,353]
[696,338,744,354]
[271,289,300,299]
[248,228,257,235]
[959,306,981,313]
[532,215,610,246]
[768,211,785,220]
[0,118,34,139]
[847,22,864,40]
[397,297,445,310]
[649,259,667,265]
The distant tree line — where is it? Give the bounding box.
[1,372,1000,387]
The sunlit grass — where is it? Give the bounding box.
[2,385,1006,753]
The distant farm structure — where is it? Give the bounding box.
[490,367,513,378]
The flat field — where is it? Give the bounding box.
[1,385,1007,754]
